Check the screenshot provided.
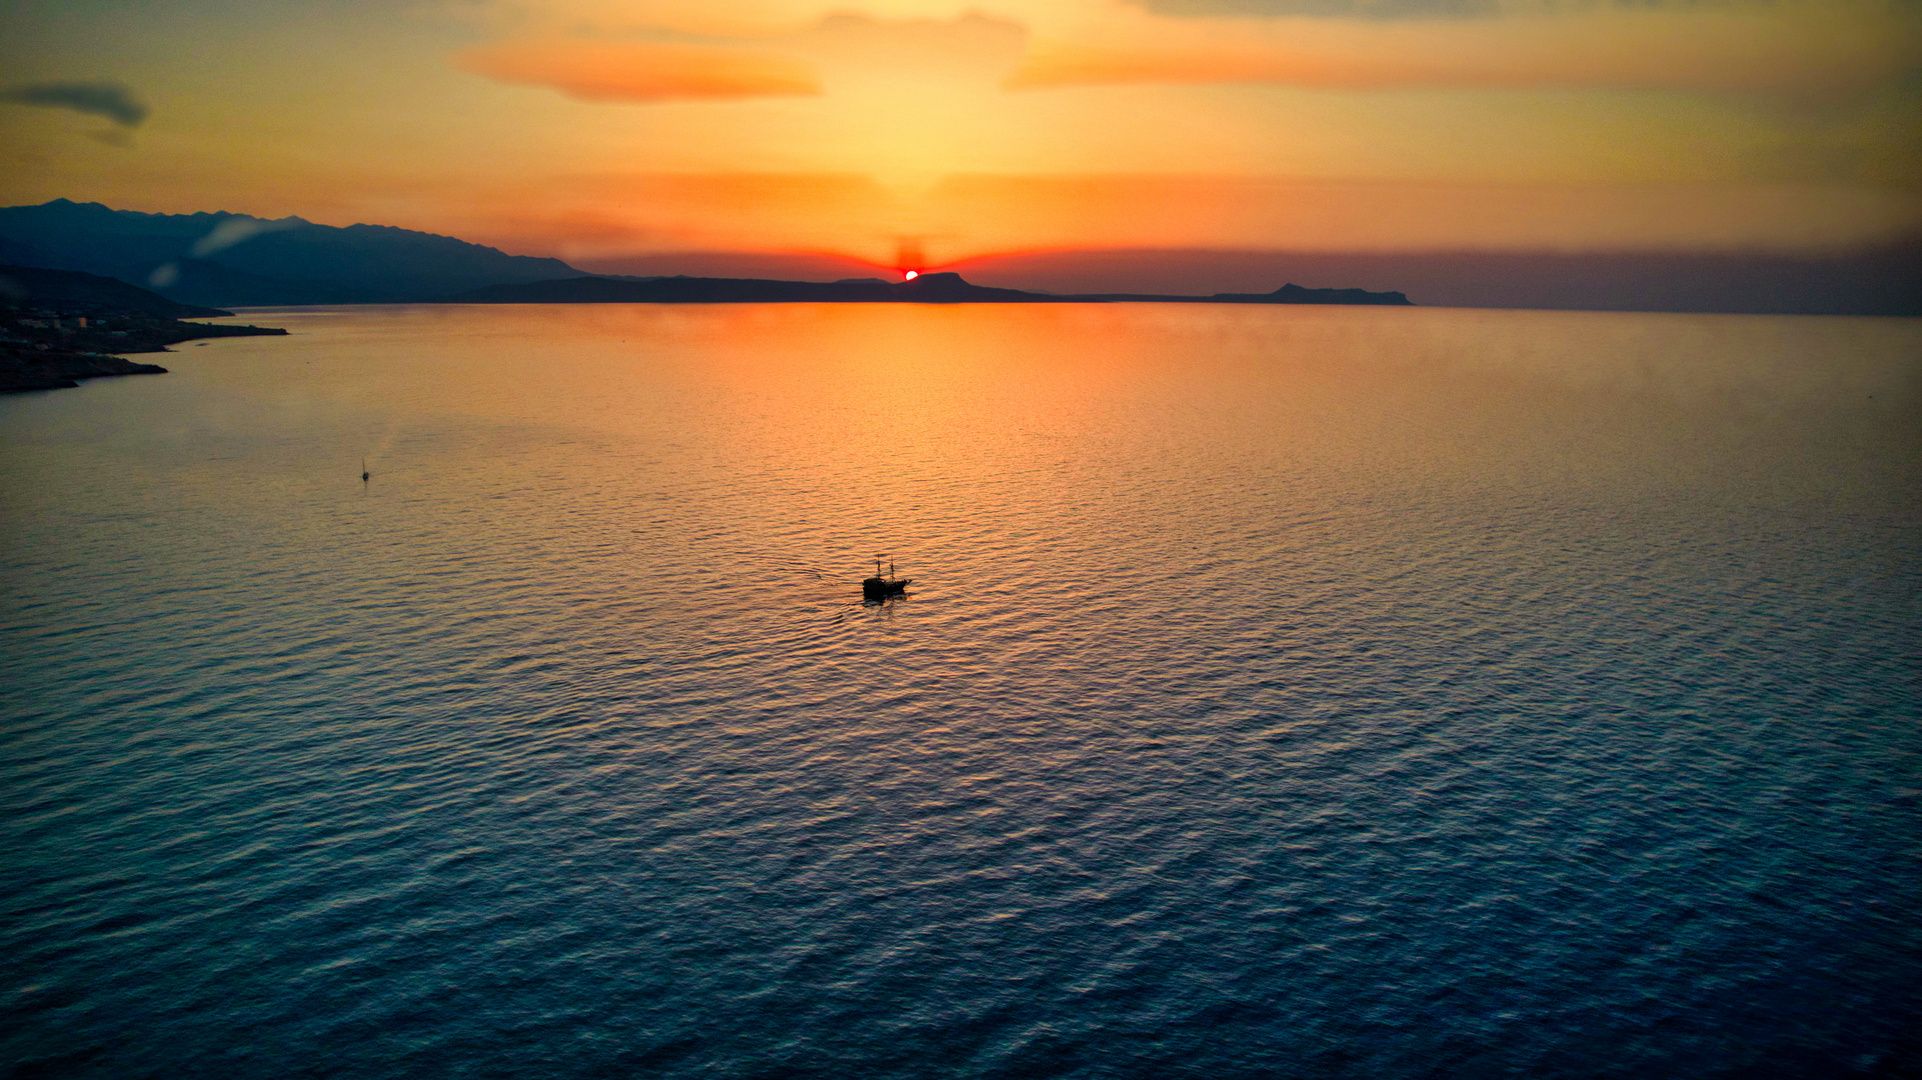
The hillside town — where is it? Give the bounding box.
[1,267,285,392]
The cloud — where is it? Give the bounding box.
[455,13,1030,103]
[790,13,1027,83]
[0,80,148,126]
[191,216,298,257]
[146,217,302,288]
[455,39,820,101]
[1009,5,1920,94]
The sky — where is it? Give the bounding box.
[2,0,1919,273]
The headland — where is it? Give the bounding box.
[1,264,288,393]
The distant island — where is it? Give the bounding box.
[443,272,1413,306]
[1,264,286,393]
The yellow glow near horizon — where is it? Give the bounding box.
[0,0,1917,263]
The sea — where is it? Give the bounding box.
[2,303,1917,1079]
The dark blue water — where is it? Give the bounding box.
[3,304,1918,1078]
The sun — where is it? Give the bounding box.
[903,270,919,280]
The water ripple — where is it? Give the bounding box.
[2,304,1918,1079]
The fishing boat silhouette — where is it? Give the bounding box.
[862,555,909,600]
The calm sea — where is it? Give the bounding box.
[2,304,1918,1079]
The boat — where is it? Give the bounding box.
[862,555,910,600]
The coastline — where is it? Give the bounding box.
[1,316,287,394]
[441,272,1414,307]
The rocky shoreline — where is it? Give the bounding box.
[1,264,287,393]
[1,312,287,393]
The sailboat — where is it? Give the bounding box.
[862,555,910,600]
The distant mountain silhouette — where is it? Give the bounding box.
[0,199,581,306]
[8,199,1911,315]
[0,235,57,268]
[948,244,1922,317]
[144,258,357,307]
[445,272,1064,304]
[443,272,1413,306]
[581,251,889,282]
[0,263,231,318]
[1081,283,1412,305]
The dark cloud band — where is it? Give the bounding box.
[0,81,149,127]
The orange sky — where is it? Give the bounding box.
[2,0,1918,268]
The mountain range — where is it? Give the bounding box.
[0,200,580,306]
[443,274,1411,305]
[5,198,1913,315]
[0,263,231,319]
[0,200,1411,308]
